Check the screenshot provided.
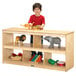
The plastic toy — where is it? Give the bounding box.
[32,25,43,30]
[31,54,38,62]
[23,24,32,30]
[57,61,65,66]
[21,24,43,30]
[29,54,35,61]
[48,59,59,65]
[44,36,61,48]
[36,55,42,62]
[15,35,26,45]
[29,54,42,63]
[9,53,23,61]
[34,55,40,62]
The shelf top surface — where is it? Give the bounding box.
[3,27,74,36]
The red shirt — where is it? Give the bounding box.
[28,15,45,26]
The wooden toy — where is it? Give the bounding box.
[35,55,40,62]
[2,27,74,71]
[36,55,42,63]
[57,61,65,66]
[21,24,43,30]
[32,25,43,30]
[31,54,38,62]
[15,35,26,45]
[29,55,42,63]
[48,59,59,65]
[9,53,22,61]
[24,24,32,30]
[44,36,61,48]
[29,54,35,61]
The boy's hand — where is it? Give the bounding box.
[35,25,43,30]
[38,25,44,28]
[40,25,43,28]
[29,22,35,26]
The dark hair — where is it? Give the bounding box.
[19,35,26,41]
[33,3,42,11]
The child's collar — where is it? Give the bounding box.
[35,14,40,17]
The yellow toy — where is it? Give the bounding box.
[21,23,43,30]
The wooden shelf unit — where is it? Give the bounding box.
[2,27,74,71]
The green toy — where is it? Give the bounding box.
[31,54,38,62]
[48,59,59,65]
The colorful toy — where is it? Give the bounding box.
[15,35,26,45]
[24,24,32,30]
[44,36,61,48]
[21,23,43,30]
[32,25,43,30]
[34,55,40,62]
[9,53,23,61]
[36,55,42,62]
[57,61,65,66]
[29,54,35,61]
[29,54,42,63]
[48,59,59,65]
[31,54,38,62]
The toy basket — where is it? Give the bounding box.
[9,56,22,61]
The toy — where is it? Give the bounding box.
[29,54,42,63]
[31,54,38,62]
[15,35,26,45]
[29,54,35,61]
[36,55,42,63]
[9,53,23,61]
[57,61,65,66]
[12,53,17,56]
[24,24,32,30]
[21,24,43,30]
[32,25,43,30]
[48,59,59,65]
[44,36,61,48]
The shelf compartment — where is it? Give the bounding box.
[3,57,65,71]
[4,43,66,54]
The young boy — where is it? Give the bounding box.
[28,3,45,57]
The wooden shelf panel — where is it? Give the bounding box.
[3,27,73,36]
[3,58,65,71]
[4,43,66,54]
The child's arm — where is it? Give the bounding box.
[40,24,45,28]
[40,16,45,28]
[28,22,35,26]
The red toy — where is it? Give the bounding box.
[29,54,35,61]
[36,55,42,62]
[57,61,65,66]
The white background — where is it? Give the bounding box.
[0,0,76,76]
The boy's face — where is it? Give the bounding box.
[33,8,41,15]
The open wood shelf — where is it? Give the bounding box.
[2,27,74,71]
[4,43,66,54]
